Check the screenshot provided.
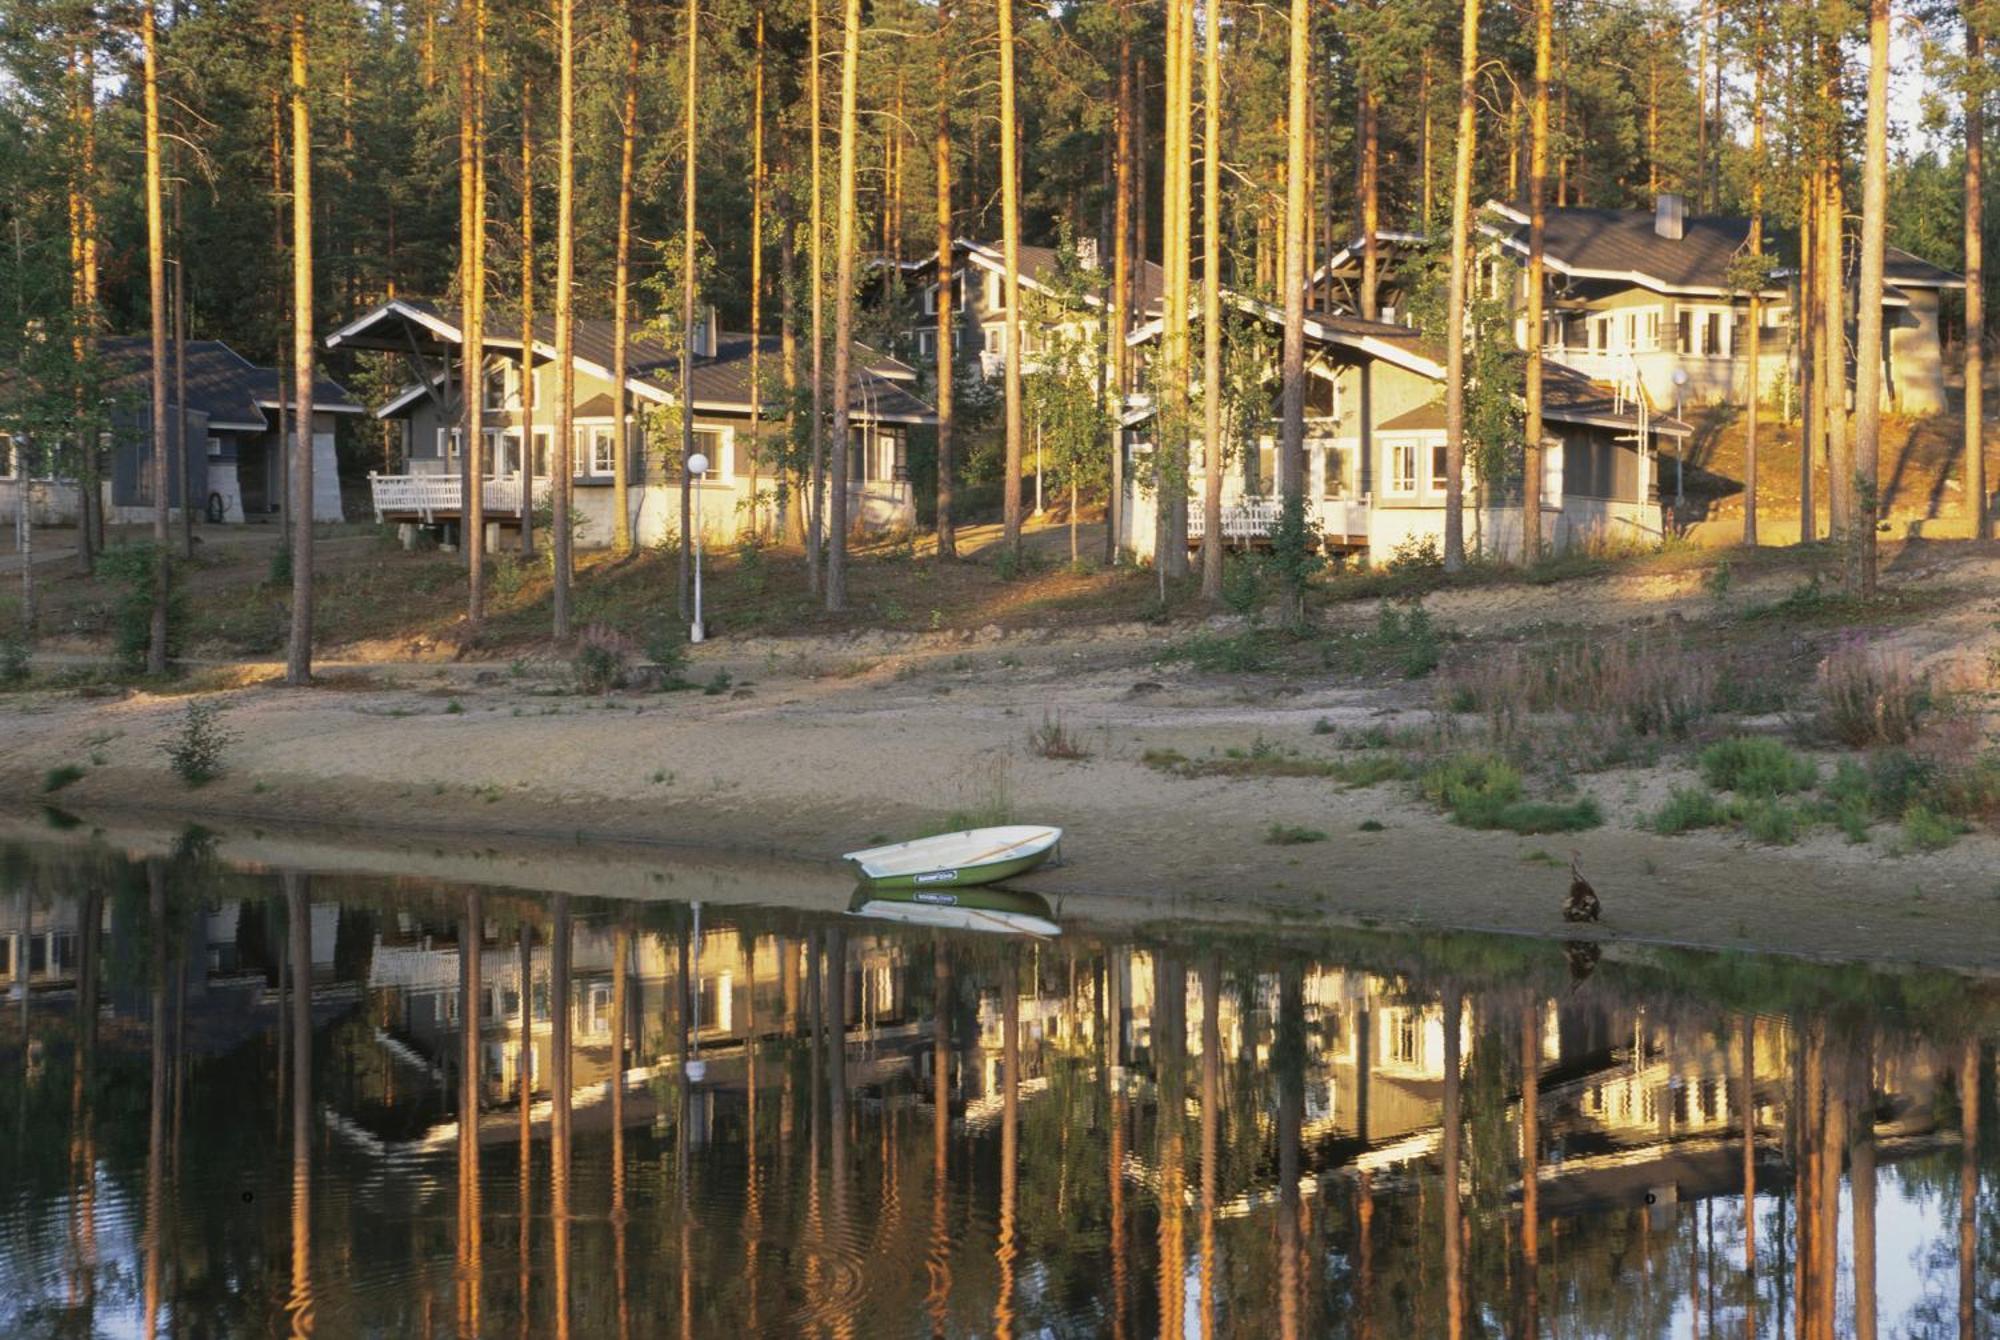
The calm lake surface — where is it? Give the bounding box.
[0,832,1993,1338]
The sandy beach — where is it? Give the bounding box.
[6,538,2000,972]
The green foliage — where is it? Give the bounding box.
[1738,798,1805,846]
[1163,630,1271,673]
[1264,823,1329,845]
[0,635,28,684]
[1384,534,1444,575]
[1899,804,1968,853]
[644,623,691,686]
[1817,640,1929,747]
[1698,737,1818,797]
[41,764,84,794]
[702,669,734,696]
[161,698,234,786]
[1649,785,1730,834]
[268,544,293,588]
[1420,753,1602,833]
[1027,712,1090,759]
[573,623,635,694]
[1220,554,1267,618]
[99,544,188,673]
[1375,602,1441,678]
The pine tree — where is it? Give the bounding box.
[460,0,488,633]
[826,0,861,609]
[1966,2,1989,541]
[287,0,316,684]
[1276,0,1308,624]
[679,0,699,616]
[1198,0,1223,601]
[933,0,957,559]
[519,76,536,559]
[999,0,1024,559]
[142,0,170,675]
[1852,0,1889,595]
[1441,0,1479,572]
[552,0,576,639]
[1522,0,1551,563]
[612,14,639,556]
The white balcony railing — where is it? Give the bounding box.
[370,472,537,523]
[1186,495,1370,544]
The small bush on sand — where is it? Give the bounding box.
[0,635,28,684]
[1699,737,1817,797]
[1650,785,1729,834]
[161,698,234,786]
[1265,823,1328,845]
[42,764,84,793]
[1738,798,1805,845]
[1438,632,1716,739]
[573,624,635,694]
[1165,631,1270,674]
[1028,712,1090,760]
[1420,753,1602,833]
[1818,640,1928,747]
[101,544,189,672]
[1899,803,1968,853]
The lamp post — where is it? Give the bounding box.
[687,451,708,643]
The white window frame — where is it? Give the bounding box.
[983,325,1005,357]
[1318,443,1353,500]
[580,423,617,477]
[691,425,729,480]
[1387,439,1420,495]
[1429,441,1450,493]
[438,427,463,461]
[985,269,1002,311]
[921,283,937,315]
[481,362,513,413]
[916,328,936,358]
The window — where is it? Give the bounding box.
[692,427,726,479]
[1593,317,1610,353]
[1391,1014,1420,1066]
[0,433,13,479]
[482,363,512,412]
[583,425,616,476]
[1319,445,1350,499]
[1704,311,1723,357]
[1430,444,1450,492]
[531,427,552,479]
[984,325,1005,357]
[1644,310,1662,350]
[205,435,223,460]
[1677,311,1693,355]
[484,429,508,478]
[921,283,937,315]
[848,425,867,483]
[437,427,463,460]
[916,329,936,358]
[1390,441,1419,493]
[985,269,1003,311]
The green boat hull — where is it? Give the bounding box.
[846,848,1054,895]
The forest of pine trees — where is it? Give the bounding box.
[0,0,1993,650]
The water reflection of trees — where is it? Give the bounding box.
[0,846,1997,1337]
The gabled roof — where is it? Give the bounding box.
[1374,362,1689,440]
[329,299,935,424]
[1480,201,1963,296]
[97,337,363,429]
[1127,288,1447,381]
[906,239,1168,315]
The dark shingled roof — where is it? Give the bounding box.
[905,240,1169,314]
[345,301,934,422]
[97,337,360,427]
[1483,207,1962,293]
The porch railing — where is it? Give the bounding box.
[369,473,534,523]
[1186,495,1370,544]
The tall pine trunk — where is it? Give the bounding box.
[679,0,698,615]
[1822,158,1848,546]
[1198,0,1222,601]
[461,0,487,633]
[613,20,639,555]
[1442,0,1480,572]
[1522,0,1550,562]
[749,7,766,540]
[286,1,314,684]
[1966,12,1987,541]
[1276,0,1307,623]
[552,0,576,639]
[999,0,1024,558]
[142,0,170,675]
[934,0,957,559]
[1104,12,1131,566]
[1852,0,1889,596]
[827,0,860,608]
[519,78,536,559]
[72,25,100,575]
[807,0,825,591]
[1744,5,1765,547]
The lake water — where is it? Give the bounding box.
[0,830,1992,1338]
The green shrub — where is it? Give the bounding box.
[1418,754,1603,833]
[702,669,734,696]
[1899,803,1967,852]
[41,764,84,793]
[1377,603,1442,678]
[268,543,293,587]
[161,698,234,786]
[1699,737,1817,797]
[490,554,532,601]
[1384,534,1443,574]
[573,624,634,694]
[1264,823,1328,845]
[100,544,189,672]
[0,635,28,683]
[1738,798,1804,845]
[1650,785,1729,835]
[1357,819,1386,832]
[644,623,691,687]
[1221,555,1267,618]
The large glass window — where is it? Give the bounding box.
[1390,442,1418,494]
[584,425,617,476]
